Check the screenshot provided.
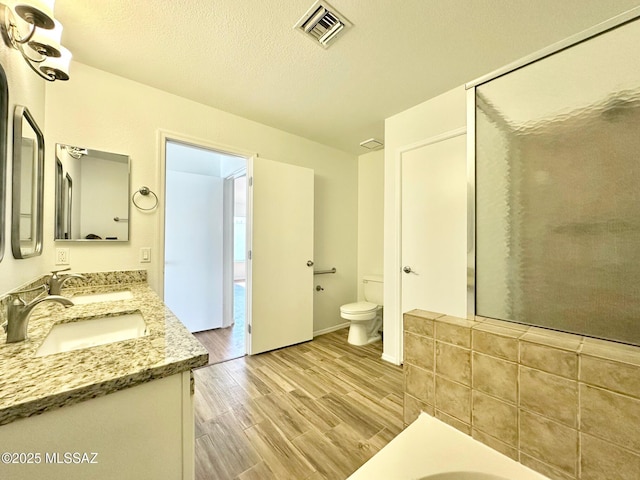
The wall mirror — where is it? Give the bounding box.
[12,105,44,259]
[0,65,7,262]
[55,144,130,241]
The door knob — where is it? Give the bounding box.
[307,260,314,267]
[403,266,418,274]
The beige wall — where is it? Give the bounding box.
[0,61,358,334]
[357,150,384,300]
[383,86,467,364]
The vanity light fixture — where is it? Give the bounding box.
[0,0,72,81]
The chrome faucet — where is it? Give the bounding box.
[47,268,86,295]
[3,295,74,343]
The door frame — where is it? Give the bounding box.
[157,131,255,333]
[222,169,247,328]
[392,127,467,364]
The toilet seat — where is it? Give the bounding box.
[340,301,379,321]
[340,301,378,314]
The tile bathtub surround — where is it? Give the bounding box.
[0,278,208,426]
[403,309,640,480]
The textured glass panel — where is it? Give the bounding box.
[476,18,640,346]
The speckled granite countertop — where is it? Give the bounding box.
[0,281,208,426]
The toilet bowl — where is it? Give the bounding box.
[340,275,383,346]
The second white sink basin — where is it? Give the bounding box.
[35,312,147,357]
[71,290,134,305]
[420,474,510,480]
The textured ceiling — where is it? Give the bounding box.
[54,0,640,155]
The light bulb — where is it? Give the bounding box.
[40,44,71,80]
[14,0,55,29]
[28,18,62,56]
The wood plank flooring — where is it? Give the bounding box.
[194,320,246,366]
[193,329,403,480]
[193,282,246,366]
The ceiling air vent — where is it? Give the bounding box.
[360,138,384,150]
[294,0,352,49]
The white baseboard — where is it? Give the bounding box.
[381,352,401,365]
[313,322,350,337]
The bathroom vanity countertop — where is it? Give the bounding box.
[0,283,208,426]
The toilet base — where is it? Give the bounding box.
[347,317,382,346]
[348,331,381,346]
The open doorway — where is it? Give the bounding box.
[164,139,247,364]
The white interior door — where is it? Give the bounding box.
[401,132,467,318]
[248,157,314,354]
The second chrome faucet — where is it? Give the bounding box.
[47,268,86,295]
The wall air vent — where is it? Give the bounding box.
[294,0,352,49]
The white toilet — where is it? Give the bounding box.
[340,275,383,346]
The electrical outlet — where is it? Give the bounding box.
[55,248,70,265]
[140,247,151,263]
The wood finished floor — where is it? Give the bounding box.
[194,319,246,366]
[193,329,403,480]
[193,282,246,366]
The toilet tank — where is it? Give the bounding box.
[363,275,383,305]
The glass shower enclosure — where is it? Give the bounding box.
[471,12,640,346]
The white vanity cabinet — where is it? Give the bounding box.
[0,371,195,480]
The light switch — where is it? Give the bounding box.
[140,247,151,263]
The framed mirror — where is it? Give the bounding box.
[54,144,130,241]
[12,105,44,259]
[0,65,7,262]
[55,159,63,238]
[64,173,72,237]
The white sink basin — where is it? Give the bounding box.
[35,312,147,357]
[420,474,510,480]
[71,290,133,305]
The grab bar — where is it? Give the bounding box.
[314,268,336,275]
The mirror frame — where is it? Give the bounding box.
[12,105,44,259]
[55,158,63,238]
[0,65,7,262]
[64,172,72,236]
[54,160,74,239]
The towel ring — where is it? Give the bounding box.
[132,186,158,211]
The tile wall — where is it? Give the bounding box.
[403,309,640,480]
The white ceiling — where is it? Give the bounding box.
[54,0,640,155]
